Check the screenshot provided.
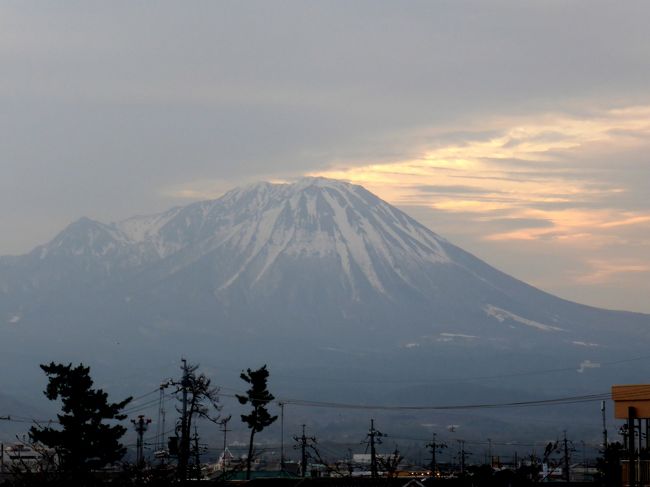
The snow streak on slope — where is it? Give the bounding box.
[117,208,182,244]
[205,178,451,294]
[484,304,565,332]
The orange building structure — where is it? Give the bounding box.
[612,385,650,487]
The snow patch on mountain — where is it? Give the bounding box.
[6,314,21,325]
[484,305,565,332]
[437,332,479,342]
[115,208,182,243]
[440,332,478,339]
[577,360,600,373]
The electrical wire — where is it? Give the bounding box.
[128,387,163,403]
[122,393,173,415]
[0,389,614,432]
[215,383,614,412]
[220,390,611,412]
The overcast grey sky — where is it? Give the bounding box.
[2,1,649,312]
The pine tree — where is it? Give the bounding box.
[236,365,277,480]
[29,362,132,482]
[173,361,221,481]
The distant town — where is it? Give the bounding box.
[3,359,649,486]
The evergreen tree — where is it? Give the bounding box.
[173,361,221,481]
[29,362,132,482]
[236,365,277,479]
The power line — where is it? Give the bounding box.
[217,383,613,411]
[274,392,611,412]
[0,388,613,435]
[0,415,60,425]
[122,393,173,415]
[130,388,162,403]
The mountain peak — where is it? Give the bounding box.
[35,216,128,260]
[291,176,356,190]
[193,177,452,295]
[220,177,361,205]
[240,176,354,192]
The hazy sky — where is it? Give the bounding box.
[2,1,649,312]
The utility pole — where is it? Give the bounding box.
[457,440,468,476]
[156,380,171,453]
[279,402,285,471]
[488,438,492,467]
[131,415,152,467]
[191,426,201,480]
[563,431,570,482]
[425,432,446,474]
[0,418,8,476]
[293,424,316,477]
[628,407,636,487]
[639,419,643,460]
[0,414,8,473]
[367,419,385,479]
[601,400,608,451]
[178,358,191,481]
[300,425,308,477]
[219,415,232,473]
[347,448,354,477]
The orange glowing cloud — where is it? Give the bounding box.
[575,260,650,285]
[310,105,650,250]
[307,106,650,299]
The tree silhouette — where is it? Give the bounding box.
[236,365,277,479]
[173,361,221,480]
[29,362,132,483]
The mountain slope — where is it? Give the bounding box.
[1,177,649,399]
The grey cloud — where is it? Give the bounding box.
[399,205,514,224]
[412,185,502,195]
[501,131,572,148]
[448,174,542,184]
[481,218,555,230]
[525,201,601,211]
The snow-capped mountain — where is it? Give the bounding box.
[41,178,451,292]
[2,177,650,408]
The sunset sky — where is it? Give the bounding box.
[2,1,649,312]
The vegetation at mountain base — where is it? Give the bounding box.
[25,362,131,485]
[236,365,278,480]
